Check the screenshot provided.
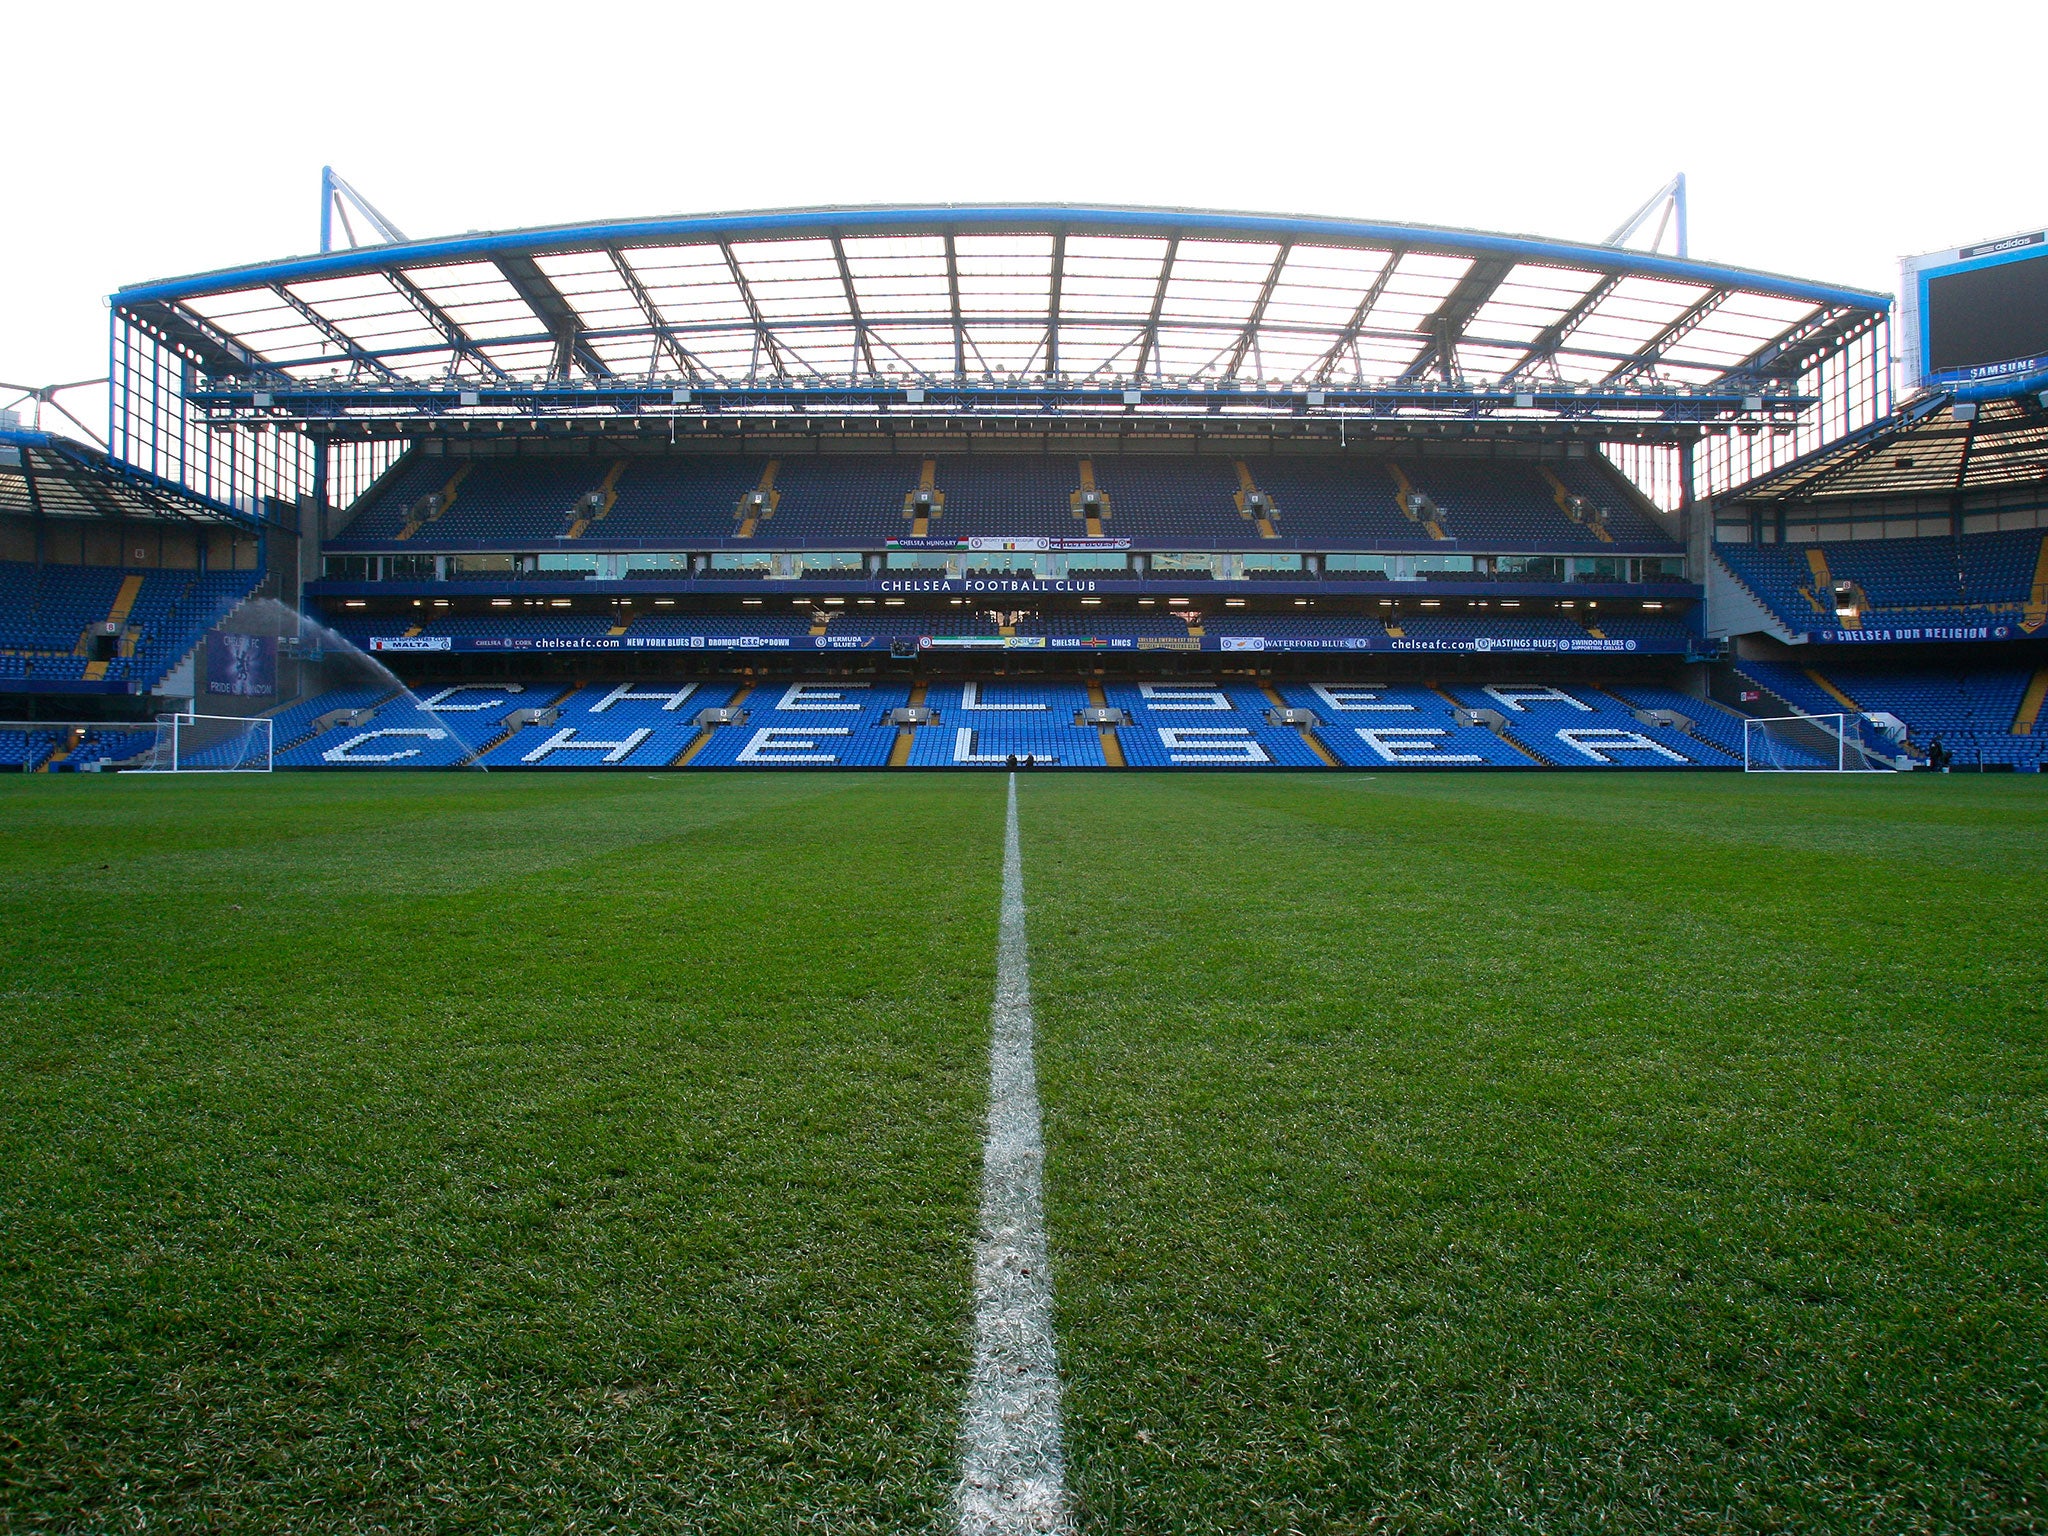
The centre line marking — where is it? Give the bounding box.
[957,773,1074,1535]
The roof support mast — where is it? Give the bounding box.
[319,167,408,255]
[1605,173,1688,259]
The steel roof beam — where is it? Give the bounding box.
[1602,288,1733,385]
[1307,253,1404,385]
[1731,305,1880,384]
[829,235,877,381]
[495,255,615,381]
[718,242,804,383]
[1395,257,1515,385]
[118,300,276,380]
[1046,231,1064,379]
[1222,243,1292,383]
[118,205,1891,314]
[1499,273,1626,385]
[384,271,514,383]
[606,250,708,381]
[1131,236,1180,384]
[268,285,406,385]
[945,234,965,382]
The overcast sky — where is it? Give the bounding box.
[6,0,2040,435]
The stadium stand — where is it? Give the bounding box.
[274,682,569,768]
[1441,682,1724,766]
[1105,683,1326,767]
[321,452,1689,555]
[1715,530,2048,633]
[476,680,740,768]
[910,681,1104,767]
[1735,657,2046,768]
[1273,682,1534,767]
[0,563,261,689]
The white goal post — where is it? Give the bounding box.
[145,713,274,773]
[1743,712,1903,773]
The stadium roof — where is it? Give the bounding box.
[1728,391,2048,503]
[0,428,255,525]
[116,205,1887,409]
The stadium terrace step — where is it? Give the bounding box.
[1387,463,1449,540]
[676,683,751,766]
[564,460,628,540]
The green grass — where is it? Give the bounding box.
[3,771,2045,1532]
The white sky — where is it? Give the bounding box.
[6,0,2042,436]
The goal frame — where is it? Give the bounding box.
[1742,712,1899,774]
[146,712,275,774]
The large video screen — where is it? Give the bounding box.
[1908,234,2048,391]
[1917,238,2048,383]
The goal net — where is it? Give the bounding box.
[1743,712,1902,773]
[145,713,274,773]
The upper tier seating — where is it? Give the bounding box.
[1717,529,2048,633]
[1404,461,1669,547]
[328,452,1684,551]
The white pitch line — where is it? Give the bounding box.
[957,774,1074,1536]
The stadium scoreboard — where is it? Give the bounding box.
[1901,227,2048,393]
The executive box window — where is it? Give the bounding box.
[1242,553,1303,574]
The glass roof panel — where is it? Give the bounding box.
[1060,237,1170,320]
[954,235,1053,317]
[847,239,952,318]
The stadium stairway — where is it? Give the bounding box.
[675,683,751,766]
[2023,536,2048,634]
[1537,465,1614,543]
[396,464,472,541]
[1802,667,1864,713]
[79,575,145,682]
[1386,463,1449,540]
[1084,681,1128,767]
[888,681,929,768]
[563,460,628,539]
[2014,667,2048,736]
[734,462,780,538]
[1232,462,1279,539]
[1262,681,1338,765]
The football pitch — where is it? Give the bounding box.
[2,770,2043,1533]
